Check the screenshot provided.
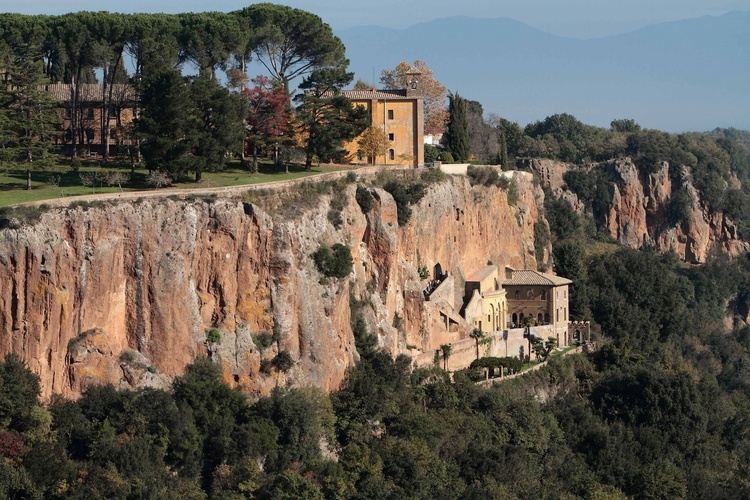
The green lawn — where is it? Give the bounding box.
[0,158,352,208]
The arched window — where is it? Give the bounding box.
[537,313,543,323]
[544,313,550,323]
[515,290,520,300]
[541,290,546,301]
[512,313,518,325]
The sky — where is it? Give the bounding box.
[4,0,750,38]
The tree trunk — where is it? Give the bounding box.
[195,170,202,183]
[103,51,123,162]
[26,169,31,190]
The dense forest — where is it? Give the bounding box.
[4,196,750,498]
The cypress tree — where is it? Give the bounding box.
[446,92,469,161]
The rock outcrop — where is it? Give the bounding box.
[525,158,750,263]
[0,172,545,398]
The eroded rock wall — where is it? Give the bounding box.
[0,173,544,398]
[525,158,750,263]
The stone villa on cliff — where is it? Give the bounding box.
[415,263,573,369]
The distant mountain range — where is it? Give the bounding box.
[336,12,750,132]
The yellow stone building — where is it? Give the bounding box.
[341,86,424,167]
[462,265,508,334]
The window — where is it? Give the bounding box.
[356,151,363,161]
[388,133,394,141]
[389,149,394,160]
[387,109,394,119]
[86,108,95,119]
[541,290,546,300]
[515,290,520,300]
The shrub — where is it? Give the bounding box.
[206,328,221,343]
[346,171,357,183]
[424,144,440,163]
[383,179,426,226]
[506,177,519,205]
[668,187,692,227]
[253,332,274,350]
[260,359,273,374]
[272,351,294,372]
[355,185,374,213]
[312,243,353,278]
[439,151,454,163]
[146,170,172,189]
[467,165,501,187]
[327,209,343,228]
[420,166,445,184]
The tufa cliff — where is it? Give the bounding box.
[526,158,750,263]
[0,172,546,398]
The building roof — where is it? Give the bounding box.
[340,89,417,100]
[466,265,498,283]
[502,269,572,286]
[44,83,136,103]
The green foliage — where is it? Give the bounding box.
[0,354,40,432]
[294,65,370,169]
[382,178,426,226]
[420,165,446,184]
[554,240,589,320]
[355,185,374,213]
[668,186,692,227]
[587,249,694,354]
[469,356,523,373]
[446,92,469,161]
[350,293,377,358]
[466,165,502,187]
[206,328,221,343]
[438,151,455,163]
[424,144,440,163]
[253,332,274,350]
[138,70,246,181]
[312,243,353,278]
[506,177,519,205]
[272,352,294,372]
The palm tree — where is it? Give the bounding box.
[469,328,485,361]
[440,343,452,371]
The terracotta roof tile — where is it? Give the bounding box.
[340,89,414,100]
[501,269,572,286]
[43,83,136,103]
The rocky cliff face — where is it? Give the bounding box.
[0,172,545,398]
[525,158,750,263]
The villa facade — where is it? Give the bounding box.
[340,85,424,167]
[462,265,508,334]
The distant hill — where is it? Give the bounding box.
[337,11,750,132]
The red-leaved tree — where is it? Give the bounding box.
[241,76,290,172]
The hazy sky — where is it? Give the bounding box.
[4,0,750,38]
